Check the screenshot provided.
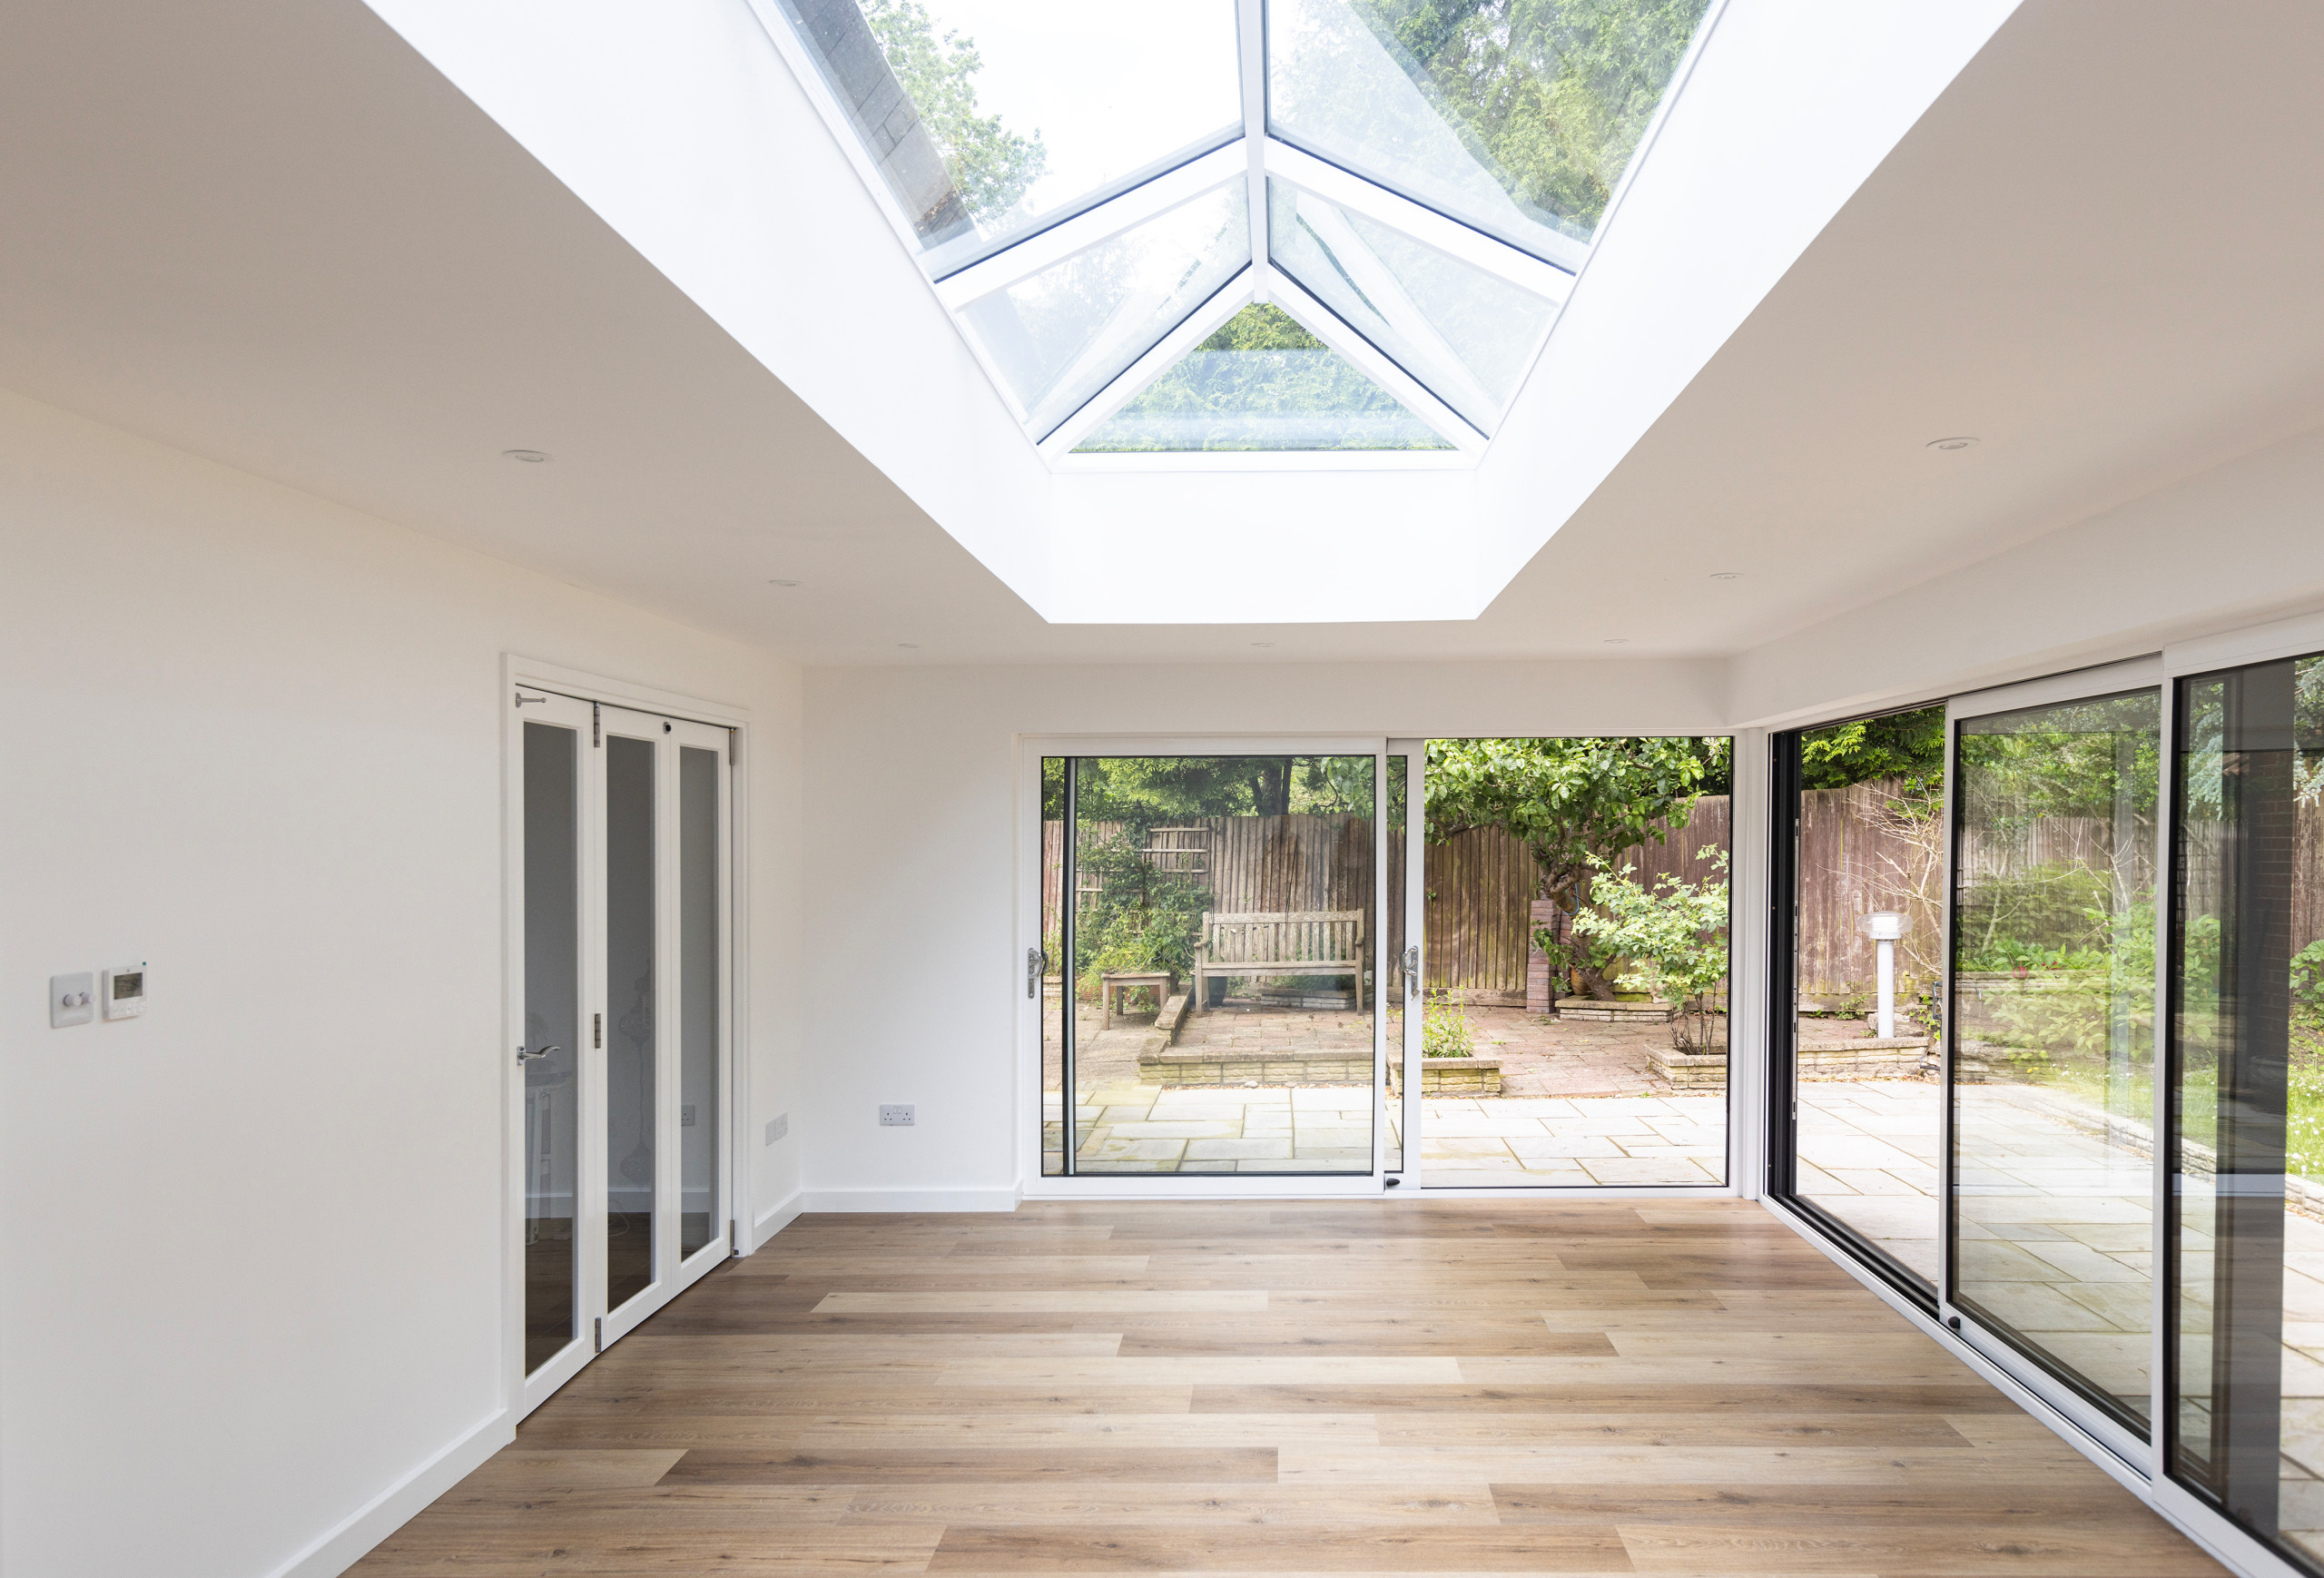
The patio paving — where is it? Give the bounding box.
[1044,995,1728,1180]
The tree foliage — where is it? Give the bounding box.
[862,0,1045,222]
[1571,850,1728,1050]
[1424,736,1714,993]
[1798,705,1946,794]
[1049,754,1374,822]
[1344,0,1711,239]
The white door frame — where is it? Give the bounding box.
[1388,742,1424,1186]
[503,657,752,1421]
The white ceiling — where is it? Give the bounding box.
[4,0,2322,667]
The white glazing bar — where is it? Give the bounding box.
[1265,265,1486,455]
[1281,192,1499,427]
[1265,139,1576,302]
[1037,270,1256,458]
[932,145,1247,311]
[1236,0,1269,302]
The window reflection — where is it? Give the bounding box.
[1950,690,2160,1433]
[2171,654,2324,1564]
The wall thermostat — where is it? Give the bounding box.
[101,964,147,1021]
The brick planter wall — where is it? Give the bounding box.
[1526,899,1566,1014]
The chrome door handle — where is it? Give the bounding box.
[1026,948,1049,1000]
[516,1044,560,1064]
[1402,946,1421,1001]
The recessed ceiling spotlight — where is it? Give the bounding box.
[501,448,551,463]
[1251,641,1275,648]
[897,642,920,649]
[767,578,800,587]
[1926,436,1978,451]
[1603,637,1629,646]
[1709,571,1742,580]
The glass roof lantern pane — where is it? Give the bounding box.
[1073,304,1454,453]
[1268,180,1551,433]
[775,0,1243,275]
[961,184,1250,438]
[1265,0,1713,268]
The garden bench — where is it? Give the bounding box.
[1190,910,1366,1013]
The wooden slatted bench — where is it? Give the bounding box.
[1190,910,1366,1013]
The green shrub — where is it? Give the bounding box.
[1422,992,1474,1058]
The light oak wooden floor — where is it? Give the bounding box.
[356,1198,2225,1576]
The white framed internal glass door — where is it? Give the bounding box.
[516,691,733,1414]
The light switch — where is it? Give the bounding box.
[51,972,94,1028]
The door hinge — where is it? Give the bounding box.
[593,1316,605,1353]
[593,1011,602,1049]
[591,702,600,746]
[727,729,737,765]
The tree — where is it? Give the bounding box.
[1571,850,1729,1051]
[1798,706,1945,793]
[1424,736,1713,997]
[1281,0,1711,242]
[862,0,1045,223]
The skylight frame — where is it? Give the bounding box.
[746,0,1722,470]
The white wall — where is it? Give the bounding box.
[1730,423,2324,729]
[0,389,803,1578]
[799,659,1728,1208]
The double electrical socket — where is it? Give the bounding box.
[879,1104,915,1128]
[764,1112,789,1146]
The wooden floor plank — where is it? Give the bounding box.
[350,1200,2223,1578]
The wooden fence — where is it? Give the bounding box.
[1040,785,2324,1005]
[1043,796,1732,1000]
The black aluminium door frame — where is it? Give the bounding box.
[1764,715,1945,1313]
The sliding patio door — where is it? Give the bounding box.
[2167,646,2324,1565]
[517,690,733,1413]
[1039,750,1386,1179]
[1944,674,2162,1455]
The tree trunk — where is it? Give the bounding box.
[1547,866,1619,1000]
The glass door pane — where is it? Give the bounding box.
[1782,708,1948,1287]
[2170,652,2324,1562]
[1059,754,1377,1175]
[1950,689,2161,1432]
[1414,738,1731,1188]
[604,730,657,1310]
[677,744,720,1259]
[522,719,581,1374]
[1384,750,1410,1176]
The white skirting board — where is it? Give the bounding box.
[749,1187,806,1250]
[263,1406,512,1578]
[799,1186,1024,1214]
